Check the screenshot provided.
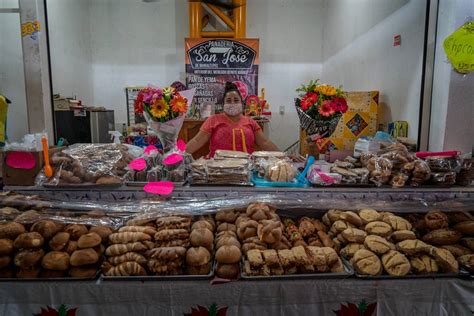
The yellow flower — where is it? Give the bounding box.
[315,85,337,96]
[150,99,169,118]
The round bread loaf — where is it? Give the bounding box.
[352,249,382,276]
[49,232,70,251]
[215,245,241,264]
[191,220,214,232]
[358,209,382,224]
[64,224,89,240]
[0,239,14,255]
[216,263,239,279]
[341,228,367,243]
[186,246,211,266]
[13,232,44,249]
[364,235,395,255]
[0,222,25,240]
[424,211,449,230]
[422,229,462,246]
[42,251,70,271]
[381,250,410,276]
[30,220,62,240]
[78,232,102,249]
[70,248,99,267]
[411,255,438,274]
[14,249,44,268]
[89,226,113,242]
[190,228,214,251]
[365,221,392,237]
[216,223,236,233]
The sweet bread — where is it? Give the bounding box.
[105,242,148,256]
[105,261,147,276]
[381,250,410,276]
[109,232,152,244]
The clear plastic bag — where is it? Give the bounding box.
[37,144,135,187]
[410,160,431,187]
[367,157,393,186]
[265,158,297,183]
[426,156,462,173]
[307,167,342,186]
[430,172,457,185]
[190,158,208,184]
[206,158,251,185]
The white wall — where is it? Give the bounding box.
[0,0,28,142]
[247,0,324,149]
[429,0,474,152]
[47,0,93,105]
[321,0,426,140]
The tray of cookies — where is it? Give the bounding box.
[240,246,353,279]
[101,215,216,281]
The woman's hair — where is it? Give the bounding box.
[223,82,242,101]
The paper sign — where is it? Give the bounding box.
[443,21,474,74]
[177,139,186,152]
[129,158,147,171]
[6,152,36,169]
[144,181,174,195]
[163,153,183,165]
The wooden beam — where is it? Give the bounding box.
[233,0,246,38]
[189,1,202,38]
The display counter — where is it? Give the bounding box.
[1,278,473,315]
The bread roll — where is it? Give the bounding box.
[78,232,102,249]
[64,224,88,240]
[358,209,382,224]
[105,261,147,276]
[30,220,62,240]
[441,244,472,258]
[13,232,44,249]
[64,240,78,255]
[41,251,70,271]
[365,221,392,237]
[216,236,241,249]
[108,252,147,266]
[0,255,10,269]
[216,263,239,279]
[411,255,438,274]
[383,215,412,231]
[330,220,354,235]
[390,230,416,243]
[156,216,192,230]
[453,221,474,235]
[154,229,189,242]
[105,242,148,257]
[119,226,156,236]
[364,235,395,255]
[430,247,459,273]
[396,239,431,256]
[109,232,151,244]
[191,220,214,232]
[0,222,25,239]
[352,249,382,276]
[49,232,70,251]
[89,226,113,242]
[216,245,241,264]
[424,211,449,230]
[257,220,283,244]
[422,229,462,246]
[186,247,211,266]
[186,262,211,275]
[237,220,258,240]
[190,228,214,251]
[341,211,363,227]
[14,249,44,268]
[246,203,274,221]
[0,239,14,255]
[216,223,236,233]
[341,228,367,244]
[70,248,99,266]
[381,250,411,276]
[215,209,239,223]
[146,247,187,260]
[340,243,366,259]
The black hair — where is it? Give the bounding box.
[223,82,243,101]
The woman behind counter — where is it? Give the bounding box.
[186,82,279,157]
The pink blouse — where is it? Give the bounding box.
[201,113,261,157]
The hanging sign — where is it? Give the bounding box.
[185,38,259,112]
[443,21,474,74]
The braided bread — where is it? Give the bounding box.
[108,232,151,244]
[108,252,147,266]
[105,242,148,256]
[119,226,157,236]
[105,261,147,276]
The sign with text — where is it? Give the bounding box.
[443,21,474,74]
[185,38,259,112]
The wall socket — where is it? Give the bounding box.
[279,105,285,115]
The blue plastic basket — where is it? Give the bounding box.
[251,172,310,188]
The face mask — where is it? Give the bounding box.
[223,103,242,116]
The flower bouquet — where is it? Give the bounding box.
[134,86,191,183]
[295,79,348,138]
[135,86,188,152]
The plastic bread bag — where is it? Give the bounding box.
[307,166,342,186]
[456,154,473,186]
[390,172,409,188]
[265,158,297,183]
[410,159,431,187]
[206,158,251,185]
[367,157,393,187]
[214,149,249,160]
[380,149,415,169]
[430,172,457,185]
[425,156,462,173]
[190,158,208,184]
[360,152,378,167]
[38,144,135,187]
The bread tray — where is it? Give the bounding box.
[100,262,215,281]
[240,258,353,280]
[353,268,471,280]
[0,271,99,282]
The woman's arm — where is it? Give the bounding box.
[255,130,280,151]
[186,130,211,155]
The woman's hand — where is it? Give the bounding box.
[255,130,279,152]
[186,130,210,155]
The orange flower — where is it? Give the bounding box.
[170,95,188,113]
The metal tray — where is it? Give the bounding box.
[100,262,215,281]
[240,258,354,280]
[0,271,99,282]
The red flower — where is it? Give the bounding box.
[319,100,335,117]
[307,92,318,104]
[134,91,144,114]
[300,98,312,111]
[331,97,348,113]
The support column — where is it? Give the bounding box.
[18,0,54,140]
[189,1,202,38]
[233,0,246,38]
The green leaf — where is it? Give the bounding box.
[208,303,218,316]
[358,299,368,313]
[58,305,67,316]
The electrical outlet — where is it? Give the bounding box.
[279,106,285,115]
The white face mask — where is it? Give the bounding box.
[223,103,242,116]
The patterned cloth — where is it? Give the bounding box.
[201,113,261,157]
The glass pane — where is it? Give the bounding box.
[0,12,28,142]
[0,0,18,9]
